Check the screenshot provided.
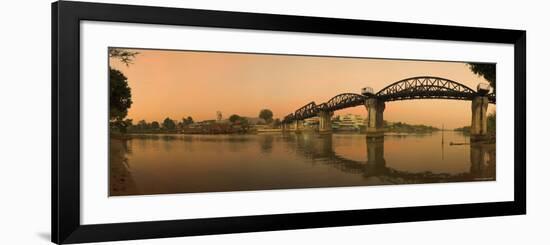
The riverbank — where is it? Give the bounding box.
[114,129,442,140]
[384,122,439,134]
[109,138,138,196]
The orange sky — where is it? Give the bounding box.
[110,48,495,128]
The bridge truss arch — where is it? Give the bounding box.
[293,101,319,120]
[376,76,478,102]
[320,93,368,112]
[283,113,296,124]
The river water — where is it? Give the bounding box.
[109,131,495,196]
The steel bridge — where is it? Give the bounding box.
[282,76,495,142]
[283,76,494,123]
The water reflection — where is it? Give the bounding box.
[291,133,495,184]
[366,137,386,171]
[259,135,275,154]
[109,132,496,196]
[470,143,497,180]
[109,137,138,196]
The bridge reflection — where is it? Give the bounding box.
[287,133,495,184]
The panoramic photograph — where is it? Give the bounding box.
[108,47,496,196]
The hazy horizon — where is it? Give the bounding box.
[110,48,495,128]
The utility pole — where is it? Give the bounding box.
[441,124,444,145]
[441,124,445,160]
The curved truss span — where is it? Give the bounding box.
[294,101,318,120]
[376,76,477,102]
[288,94,369,122]
[322,93,367,111]
[282,113,295,124]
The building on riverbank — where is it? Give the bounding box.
[332,114,365,131]
[304,117,319,127]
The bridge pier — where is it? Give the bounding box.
[282,123,290,132]
[294,120,304,133]
[365,98,385,138]
[470,96,489,142]
[318,111,333,134]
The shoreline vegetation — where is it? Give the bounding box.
[452,112,496,144]
[110,116,443,136]
[382,121,439,134]
[453,112,496,135]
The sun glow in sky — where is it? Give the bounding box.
[110,48,495,128]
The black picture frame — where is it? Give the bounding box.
[52,1,526,244]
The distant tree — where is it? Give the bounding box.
[109,69,133,121]
[229,114,241,123]
[163,117,176,130]
[124,118,133,129]
[150,121,160,129]
[468,63,496,92]
[109,48,139,66]
[259,109,274,123]
[272,118,281,128]
[124,118,133,126]
[137,120,147,130]
[454,126,471,133]
[118,118,132,133]
[239,118,250,131]
[182,116,194,126]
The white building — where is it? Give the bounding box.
[304,117,319,126]
[333,114,365,130]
